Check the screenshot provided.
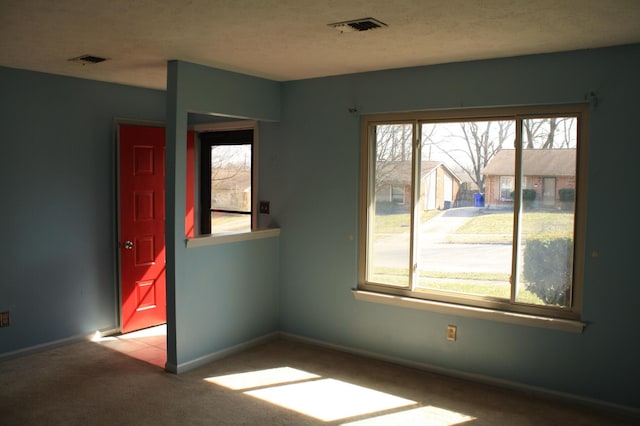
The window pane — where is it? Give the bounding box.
[368,124,413,287]
[499,176,514,201]
[417,121,515,299]
[210,144,251,212]
[517,117,577,307]
[211,211,251,234]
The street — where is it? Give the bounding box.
[372,207,512,274]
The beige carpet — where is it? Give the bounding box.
[0,338,635,425]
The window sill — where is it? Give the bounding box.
[185,228,280,248]
[352,290,586,333]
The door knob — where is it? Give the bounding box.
[124,240,134,250]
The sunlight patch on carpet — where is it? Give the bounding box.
[245,377,416,422]
[343,405,476,425]
[205,366,319,390]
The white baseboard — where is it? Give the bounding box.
[0,326,119,362]
[166,332,280,374]
[278,332,640,419]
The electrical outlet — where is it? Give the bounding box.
[447,325,457,341]
[0,311,10,328]
[259,201,270,214]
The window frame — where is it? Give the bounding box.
[358,105,589,322]
[193,120,258,236]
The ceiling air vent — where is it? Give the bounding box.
[68,55,110,65]
[328,17,387,33]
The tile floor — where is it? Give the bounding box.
[92,324,166,368]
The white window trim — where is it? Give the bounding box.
[185,228,280,248]
[358,105,589,325]
[352,290,586,333]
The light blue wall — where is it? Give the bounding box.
[2,43,639,410]
[177,237,280,364]
[165,60,281,368]
[272,44,640,409]
[0,62,282,368]
[0,66,166,353]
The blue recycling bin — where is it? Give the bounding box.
[474,193,485,207]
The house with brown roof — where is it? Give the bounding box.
[482,149,576,208]
[375,161,462,210]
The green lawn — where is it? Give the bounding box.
[456,211,573,235]
[373,208,573,243]
[374,209,440,233]
[370,267,544,305]
[449,211,573,243]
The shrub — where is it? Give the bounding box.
[559,188,575,202]
[510,189,537,209]
[522,233,573,306]
[511,189,537,203]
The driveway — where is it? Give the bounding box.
[420,206,481,243]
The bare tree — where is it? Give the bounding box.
[210,146,251,210]
[523,119,546,149]
[373,124,413,193]
[210,145,250,184]
[523,117,575,149]
[559,118,576,148]
[425,120,513,194]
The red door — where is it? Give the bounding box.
[119,125,194,333]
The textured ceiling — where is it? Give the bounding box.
[2,0,640,90]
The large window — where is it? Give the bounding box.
[359,105,588,320]
[199,128,254,235]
